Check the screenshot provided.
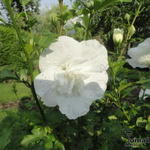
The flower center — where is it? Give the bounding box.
[54,64,85,96]
[61,63,71,71]
[138,54,150,67]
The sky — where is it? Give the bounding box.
[0,0,73,20]
[40,0,73,10]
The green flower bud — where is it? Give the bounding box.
[128,25,136,39]
[113,28,124,45]
[124,13,130,22]
[85,0,94,8]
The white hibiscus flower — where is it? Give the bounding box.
[139,89,150,100]
[34,36,108,119]
[64,15,83,30]
[127,38,150,68]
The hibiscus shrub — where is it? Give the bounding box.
[0,0,150,150]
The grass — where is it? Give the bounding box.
[0,82,31,104]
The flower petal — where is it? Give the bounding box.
[56,96,91,119]
[34,67,59,106]
[35,73,91,119]
[39,37,108,72]
[79,40,108,72]
[126,58,147,68]
[139,89,150,100]
[56,71,108,119]
[81,71,108,101]
[64,16,83,29]
[39,36,82,72]
[35,70,108,119]
[127,38,150,68]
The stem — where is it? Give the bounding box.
[58,0,64,35]
[31,82,46,123]
[113,102,130,121]
[130,3,142,26]
[58,0,63,8]
[22,5,29,21]
[120,3,142,56]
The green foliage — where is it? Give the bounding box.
[21,126,65,150]
[93,0,132,11]
[0,67,17,82]
[0,0,150,150]
[33,5,71,34]
[0,125,12,150]
[0,25,21,65]
[0,107,41,150]
[0,82,31,103]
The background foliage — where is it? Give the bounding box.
[0,0,150,150]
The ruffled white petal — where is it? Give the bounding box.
[40,37,108,73]
[81,71,108,100]
[39,36,82,72]
[127,38,150,68]
[55,96,90,119]
[34,68,59,106]
[64,16,83,30]
[57,71,108,119]
[35,70,90,119]
[79,40,108,72]
[34,69,108,119]
[126,58,147,68]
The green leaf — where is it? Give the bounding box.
[136,117,147,127]
[82,15,90,28]
[21,135,40,146]
[0,69,17,81]
[19,69,28,81]
[94,0,132,11]
[44,141,53,149]
[21,127,45,146]
[0,17,7,24]
[148,116,150,123]
[24,43,33,56]
[119,0,132,2]
[2,0,12,7]
[108,115,118,120]
[0,127,12,150]
[145,123,150,131]
[20,0,31,6]
[54,140,65,150]
[34,32,57,52]
[118,80,133,92]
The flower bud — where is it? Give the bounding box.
[113,28,124,45]
[128,25,136,39]
[85,0,94,8]
[124,13,130,22]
